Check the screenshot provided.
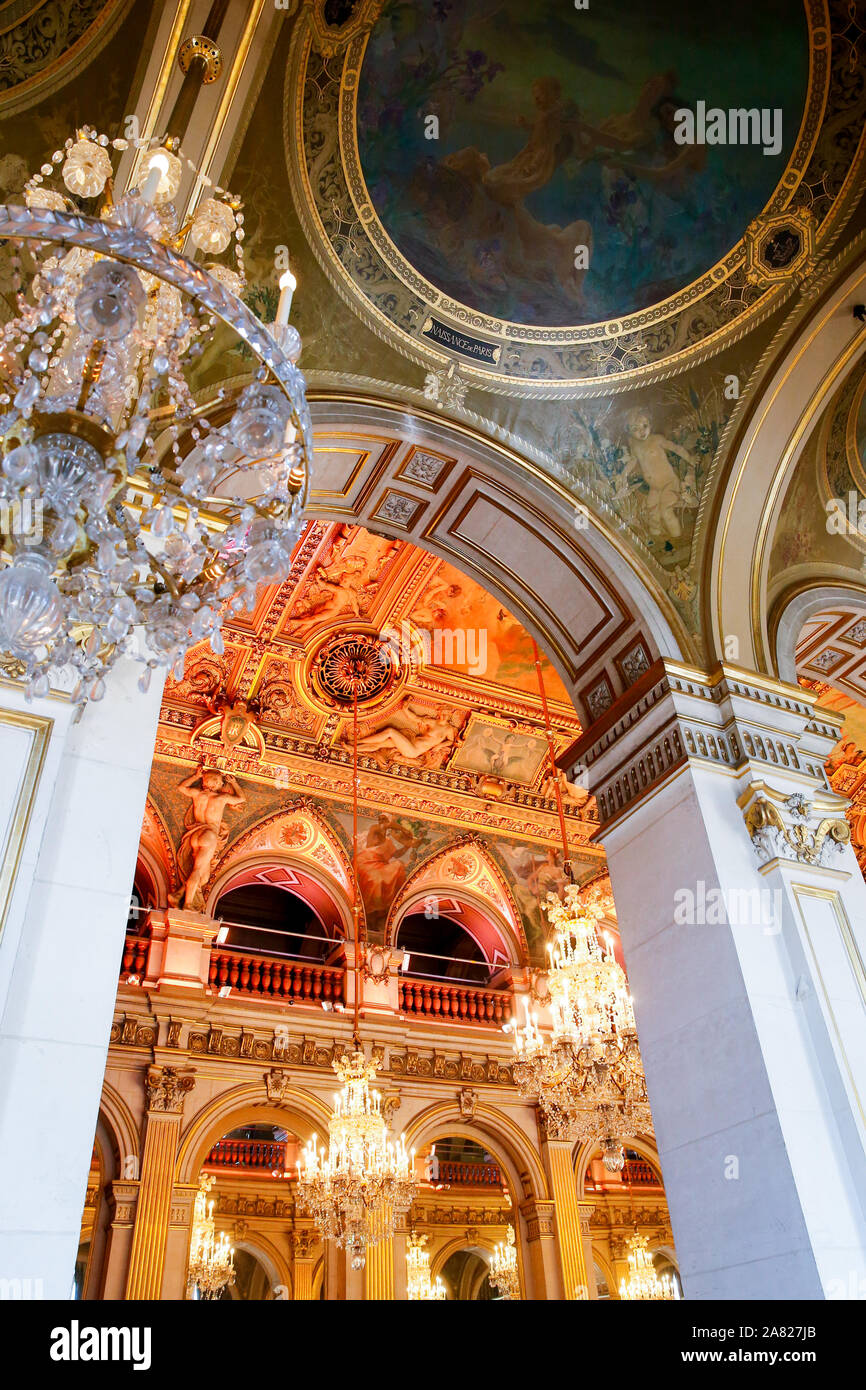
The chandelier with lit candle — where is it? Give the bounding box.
[508,645,651,1171]
[406,1231,447,1301]
[489,1224,520,1300]
[187,1174,235,1299]
[0,127,310,704]
[618,1230,677,1301]
[296,677,417,1268]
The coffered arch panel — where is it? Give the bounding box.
[306,396,686,729]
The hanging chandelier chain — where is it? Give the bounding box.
[531,638,572,880]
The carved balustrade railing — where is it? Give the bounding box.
[121,935,149,976]
[398,978,512,1026]
[204,1138,288,1171]
[209,950,345,1005]
[622,1159,662,1186]
[436,1159,502,1187]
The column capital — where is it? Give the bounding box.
[144,1063,197,1114]
[106,1179,140,1226]
[292,1226,321,1260]
[568,659,846,837]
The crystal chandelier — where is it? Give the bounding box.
[297,1048,416,1270]
[511,884,651,1167]
[296,685,417,1269]
[187,1174,235,1299]
[406,1231,446,1300]
[0,127,310,704]
[489,1224,520,1300]
[508,645,651,1169]
[618,1230,677,1301]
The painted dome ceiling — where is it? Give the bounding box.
[285,0,859,392]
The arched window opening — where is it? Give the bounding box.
[214,883,332,963]
[419,1136,504,1190]
[203,1123,297,1178]
[440,1249,494,1301]
[217,1248,276,1301]
[396,911,500,985]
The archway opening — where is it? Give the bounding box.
[396,910,494,984]
[439,1248,494,1302]
[214,883,333,963]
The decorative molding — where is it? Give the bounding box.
[458,1087,478,1120]
[519,1198,557,1242]
[264,1067,291,1102]
[572,663,839,831]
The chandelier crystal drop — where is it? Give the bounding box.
[296,1048,417,1270]
[0,126,311,704]
[489,1224,520,1300]
[187,1175,235,1300]
[406,1231,446,1301]
[618,1230,677,1301]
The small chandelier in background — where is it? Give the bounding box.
[296,1048,416,1270]
[507,644,651,1169]
[618,1230,678,1301]
[489,1224,520,1300]
[406,1230,446,1301]
[0,127,311,704]
[187,1174,235,1300]
[510,884,651,1169]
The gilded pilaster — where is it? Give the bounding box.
[292,1228,319,1300]
[124,1065,195,1300]
[545,1139,590,1299]
[364,1236,395,1299]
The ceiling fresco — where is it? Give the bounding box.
[357,0,807,328]
[146,521,598,962]
[285,0,866,394]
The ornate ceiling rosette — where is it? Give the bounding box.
[284,0,866,397]
[306,624,404,712]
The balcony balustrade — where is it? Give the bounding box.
[208,949,345,1005]
[204,1138,287,1172]
[398,977,512,1025]
[436,1159,502,1187]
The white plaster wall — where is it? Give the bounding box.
[604,760,866,1299]
[0,662,164,1298]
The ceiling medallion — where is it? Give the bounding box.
[307,626,404,712]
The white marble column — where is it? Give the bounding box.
[0,661,164,1299]
[571,662,866,1300]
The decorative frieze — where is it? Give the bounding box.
[114,1022,518,1090]
[413,1204,508,1227]
[215,1192,294,1219]
[110,1016,157,1048]
[572,663,842,831]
